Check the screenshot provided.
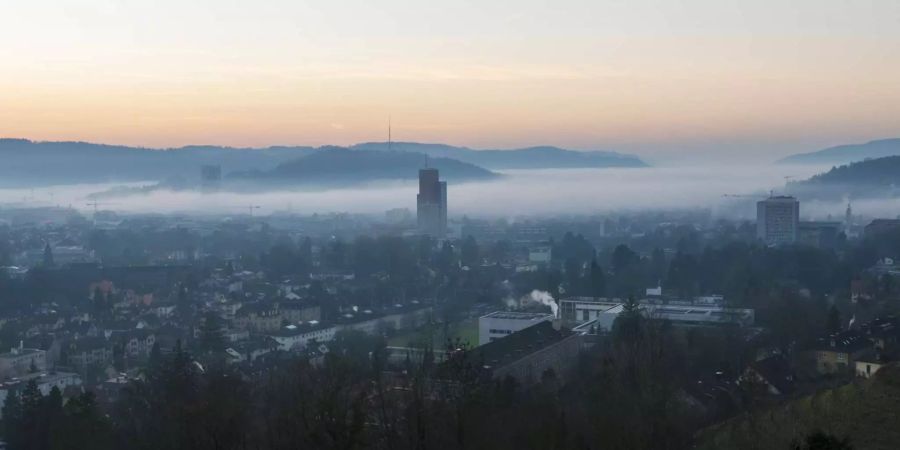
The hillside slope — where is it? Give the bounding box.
[787,155,900,199]
[229,148,498,187]
[0,138,315,186]
[351,141,648,169]
[697,366,900,450]
[779,139,900,166]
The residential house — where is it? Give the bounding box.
[0,372,82,418]
[63,337,112,370]
[234,303,282,332]
[109,329,156,358]
[813,331,872,374]
[0,347,47,380]
[855,351,894,379]
[278,300,321,323]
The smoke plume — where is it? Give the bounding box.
[521,289,558,318]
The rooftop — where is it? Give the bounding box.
[472,321,574,369]
[816,330,871,353]
[267,321,332,337]
[480,311,555,321]
[0,348,45,358]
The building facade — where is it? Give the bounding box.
[416,168,447,237]
[757,196,800,245]
[478,311,554,346]
[0,347,47,380]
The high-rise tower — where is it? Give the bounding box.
[756,195,800,245]
[417,168,447,236]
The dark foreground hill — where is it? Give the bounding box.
[697,365,900,450]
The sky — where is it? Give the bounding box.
[1,0,899,163]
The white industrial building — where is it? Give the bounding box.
[267,322,337,351]
[478,311,555,346]
[562,297,755,332]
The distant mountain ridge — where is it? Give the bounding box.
[778,138,900,165]
[351,141,648,169]
[0,138,647,187]
[0,138,316,186]
[230,148,498,188]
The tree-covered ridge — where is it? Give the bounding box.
[803,156,900,187]
[778,138,900,165]
[230,148,498,186]
[0,138,645,187]
[786,155,900,200]
[351,142,649,169]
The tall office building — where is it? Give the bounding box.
[417,168,447,236]
[757,195,800,245]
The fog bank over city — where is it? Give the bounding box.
[0,163,871,219]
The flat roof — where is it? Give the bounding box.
[480,311,555,321]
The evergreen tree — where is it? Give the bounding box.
[198,312,226,354]
[147,342,163,375]
[44,386,64,449]
[611,244,638,274]
[589,258,606,300]
[461,236,479,268]
[611,297,643,346]
[61,392,112,450]
[175,283,192,320]
[2,390,23,448]
[113,342,126,372]
[826,304,842,334]
[92,286,103,315]
[564,258,582,293]
[19,379,44,449]
[42,243,54,267]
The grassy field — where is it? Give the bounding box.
[388,318,479,349]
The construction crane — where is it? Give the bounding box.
[722,193,770,199]
[85,201,118,214]
[247,205,261,216]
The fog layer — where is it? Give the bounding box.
[0,165,882,220]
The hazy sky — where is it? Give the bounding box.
[1,0,899,162]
